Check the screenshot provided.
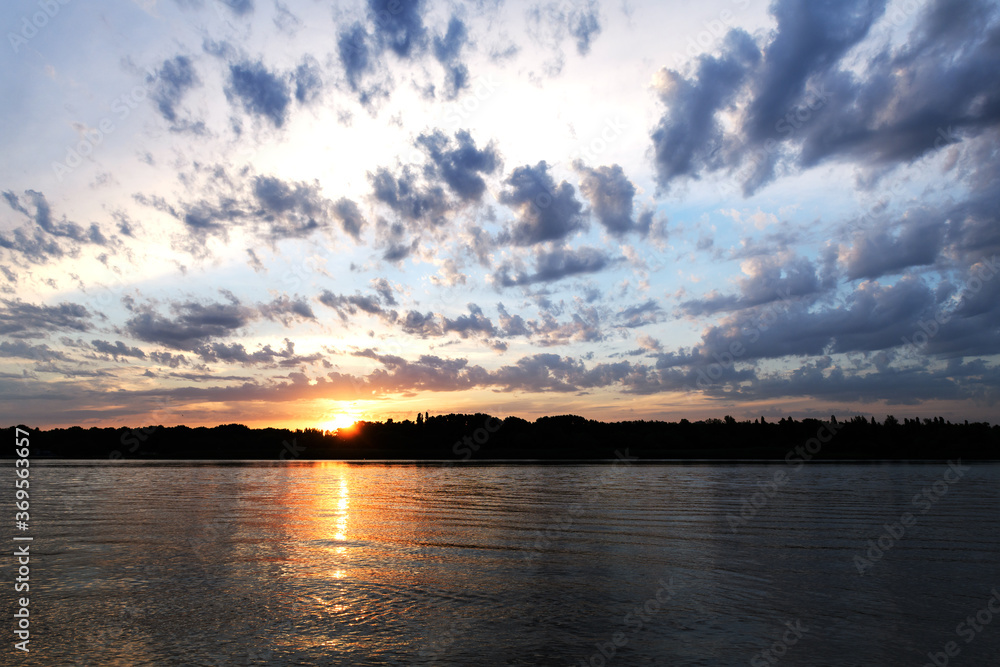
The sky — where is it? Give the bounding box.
[1,0,998,430]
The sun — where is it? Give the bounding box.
[320,413,360,434]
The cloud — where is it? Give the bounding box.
[125,299,257,349]
[417,130,501,201]
[194,338,323,367]
[650,29,760,190]
[152,55,200,124]
[443,303,497,338]
[338,22,376,95]
[368,0,429,58]
[258,295,316,324]
[318,290,389,321]
[0,299,92,337]
[0,340,71,362]
[1,190,112,264]
[500,162,586,245]
[91,340,147,360]
[575,163,650,237]
[527,0,602,57]
[293,56,323,104]
[370,167,448,225]
[433,16,471,98]
[333,198,367,240]
[494,246,610,287]
[651,0,1000,195]
[252,175,331,239]
[680,254,822,316]
[841,212,947,281]
[226,60,292,127]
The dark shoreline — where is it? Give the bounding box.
[6,413,998,461]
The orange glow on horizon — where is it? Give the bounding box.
[320,412,361,436]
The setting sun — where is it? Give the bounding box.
[320,413,360,434]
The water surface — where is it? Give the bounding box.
[11,461,1000,665]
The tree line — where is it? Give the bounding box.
[3,413,997,460]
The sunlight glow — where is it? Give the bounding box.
[320,413,360,434]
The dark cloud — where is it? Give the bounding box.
[417,130,501,201]
[443,303,497,338]
[842,213,946,281]
[652,0,1000,195]
[370,167,448,224]
[680,255,822,316]
[371,278,398,306]
[527,0,602,57]
[368,0,428,58]
[258,295,316,324]
[575,163,649,237]
[227,61,291,127]
[0,340,70,362]
[1,190,111,263]
[152,55,200,124]
[318,290,389,321]
[135,167,359,246]
[650,29,760,190]
[252,175,331,238]
[0,299,92,337]
[374,217,418,262]
[294,56,323,104]
[566,0,601,55]
[500,161,586,245]
[494,246,610,287]
[433,16,471,98]
[91,340,147,360]
[126,300,256,350]
[332,198,366,240]
[400,310,441,337]
[338,22,376,95]
[219,0,254,16]
[617,299,663,328]
[194,338,322,366]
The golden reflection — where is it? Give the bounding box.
[334,477,349,541]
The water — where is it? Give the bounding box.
[9,461,1000,665]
